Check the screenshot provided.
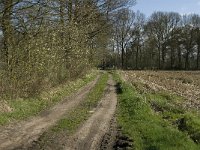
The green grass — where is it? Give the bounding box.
[0,71,98,125]
[30,72,109,149]
[146,90,200,145]
[113,72,200,150]
[51,72,109,133]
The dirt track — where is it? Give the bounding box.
[64,76,117,150]
[0,76,99,150]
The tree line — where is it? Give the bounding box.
[110,10,200,70]
[1,0,199,99]
[0,0,134,98]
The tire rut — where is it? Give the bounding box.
[0,76,99,150]
[64,75,117,150]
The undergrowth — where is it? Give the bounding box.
[0,70,98,125]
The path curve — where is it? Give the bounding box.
[0,76,99,150]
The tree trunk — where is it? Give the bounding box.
[139,46,142,69]
[170,48,175,69]
[161,46,166,69]
[74,0,78,19]
[185,49,189,70]
[116,38,120,68]
[136,44,139,69]
[68,0,73,22]
[178,47,182,69]
[1,0,14,66]
[158,43,161,69]
[121,46,124,69]
[59,0,65,26]
[197,44,200,69]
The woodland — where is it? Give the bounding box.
[0,0,200,98]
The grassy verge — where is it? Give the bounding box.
[29,72,109,149]
[113,72,200,150]
[0,70,98,126]
[146,91,200,145]
[134,79,200,145]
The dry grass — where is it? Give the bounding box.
[120,71,200,110]
[0,101,12,113]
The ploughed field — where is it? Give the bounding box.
[115,71,200,150]
[122,71,200,110]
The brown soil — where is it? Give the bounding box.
[0,100,12,113]
[100,116,118,150]
[64,76,118,150]
[0,76,99,150]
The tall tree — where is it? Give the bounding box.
[1,0,14,66]
[113,8,135,69]
[131,11,145,69]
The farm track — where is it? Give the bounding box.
[64,75,117,150]
[0,75,99,150]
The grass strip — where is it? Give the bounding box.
[51,72,109,133]
[0,71,98,125]
[30,72,109,149]
[113,72,200,150]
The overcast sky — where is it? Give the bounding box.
[132,0,200,17]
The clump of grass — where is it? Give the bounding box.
[176,77,193,84]
[147,92,185,114]
[0,71,98,125]
[51,72,109,133]
[145,91,200,145]
[51,107,89,133]
[113,72,199,150]
[177,113,200,144]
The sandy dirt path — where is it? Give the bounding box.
[64,75,117,150]
[0,76,99,150]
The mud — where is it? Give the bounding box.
[0,76,99,150]
[64,75,118,150]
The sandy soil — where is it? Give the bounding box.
[0,100,12,113]
[0,76,99,150]
[64,75,117,150]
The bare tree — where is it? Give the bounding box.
[113,8,135,69]
[131,11,145,69]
